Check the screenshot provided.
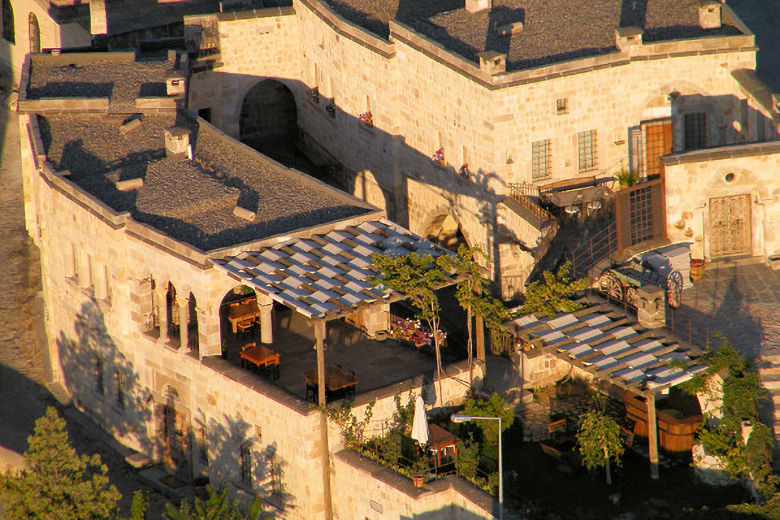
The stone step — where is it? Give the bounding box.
[761,379,780,390]
[759,366,780,377]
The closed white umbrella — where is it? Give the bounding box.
[411,394,429,446]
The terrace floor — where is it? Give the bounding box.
[220,307,438,401]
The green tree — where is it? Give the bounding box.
[162,484,261,520]
[440,245,511,384]
[372,252,449,397]
[0,406,122,520]
[462,393,514,445]
[517,262,588,318]
[127,489,149,520]
[576,399,624,485]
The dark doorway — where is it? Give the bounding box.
[239,79,298,163]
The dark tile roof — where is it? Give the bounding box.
[415,0,743,70]
[38,112,372,251]
[27,56,172,111]
[323,0,744,69]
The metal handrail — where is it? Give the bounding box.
[508,183,556,225]
[570,221,618,278]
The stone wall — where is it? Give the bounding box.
[663,144,780,260]
[0,0,91,81]
[187,0,767,287]
[332,450,496,520]
[513,351,571,389]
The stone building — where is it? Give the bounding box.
[18,50,493,519]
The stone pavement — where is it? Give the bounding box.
[672,259,780,359]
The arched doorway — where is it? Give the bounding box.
[239,79,298,163]
[219,285,258,360]
[2,0,14,43]
[425,213,468,252]
[28,12,39,53]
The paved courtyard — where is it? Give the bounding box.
[672,259,780,359]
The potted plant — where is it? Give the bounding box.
[411,459,428,487]
[614,168,638,188]
[690,258,705,281]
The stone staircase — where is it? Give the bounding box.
[757,354,780,469]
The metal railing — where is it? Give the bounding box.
[569,221,618,279]
[508,183,556,226]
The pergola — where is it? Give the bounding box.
[212,218,460,519]
[508,303,706,479]
[212,217,458,408]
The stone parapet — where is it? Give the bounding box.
[17,98,110,113]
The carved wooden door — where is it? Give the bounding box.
[709,194,751,257]
[642,119,673,178]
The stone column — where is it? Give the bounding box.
[636,285,666,329]
[155,287,168,342]
[178,297,189,350]
[258,293,274,344]
[647,392,660,479]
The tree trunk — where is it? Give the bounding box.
[605,449,612,486]
[467,303,473,389]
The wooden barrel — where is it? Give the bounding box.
[690,261,704,282]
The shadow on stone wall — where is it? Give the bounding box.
[400,505,493,520]
[57,300,154,454]
[200,410,296,516]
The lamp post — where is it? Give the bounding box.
[451,413,503,520]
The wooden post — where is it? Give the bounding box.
[314,319,333,520]
[647,392,660,479]
[315,320,327,408]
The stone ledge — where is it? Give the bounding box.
[663,140,780,165]
[299,0,396,59]
[216,6,294,22]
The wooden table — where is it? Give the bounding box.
[240,342,280,379]
[228,299,260,333]
[302,365,358,403]
[428,424,460,466]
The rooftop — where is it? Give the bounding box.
[415,0,743,70]
[324,0,743,70]
[26,53,176,111]
[38,111,373,251]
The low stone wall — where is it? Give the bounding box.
[331,450,496,520]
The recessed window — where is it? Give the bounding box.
[684,112,707,150]
[577,130,597,172]
[240,443,252,485]
[2,0,15,44]
[556,98,568,115]
[531,139,551,180]
[725,172,735,183]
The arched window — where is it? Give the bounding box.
[28,13,39,53]
[2,0,14,44]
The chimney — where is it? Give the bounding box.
[465,0,491,14]
[699,2,722,29]
[615,27,643,52]
[164,127,191,157]
[477,51,506,75]
[496,21,523,37]
[89,0,108,35]
[166,71,187,97]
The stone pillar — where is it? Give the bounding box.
[90,0,108,35]
[258,293,274,344]
[647,392,660,479]
[178,297,189,350]
[314,319,333,520]
[155,287,168,342]
[636,285,666,329]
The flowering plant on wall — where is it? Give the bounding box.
[459,163,470,178]
[389,316,446,348]
[432,148,445,165]
[358,111,373,127]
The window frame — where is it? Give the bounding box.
[531,139,551,180]
[577,129,597,172]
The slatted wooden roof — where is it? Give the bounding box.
[510,304,706,395]
[212,218,455,319]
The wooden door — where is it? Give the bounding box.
[159,405,190,476]
[709,194,751,257]
[642,120,673,178]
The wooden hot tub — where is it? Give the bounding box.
[624,391,703,453]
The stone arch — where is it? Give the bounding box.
[137,276,158,334]
[219,284,258,356]
[239,79,298,161]
[28,12,39,53]
[2,0,14,43]
[422,211,470,252]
